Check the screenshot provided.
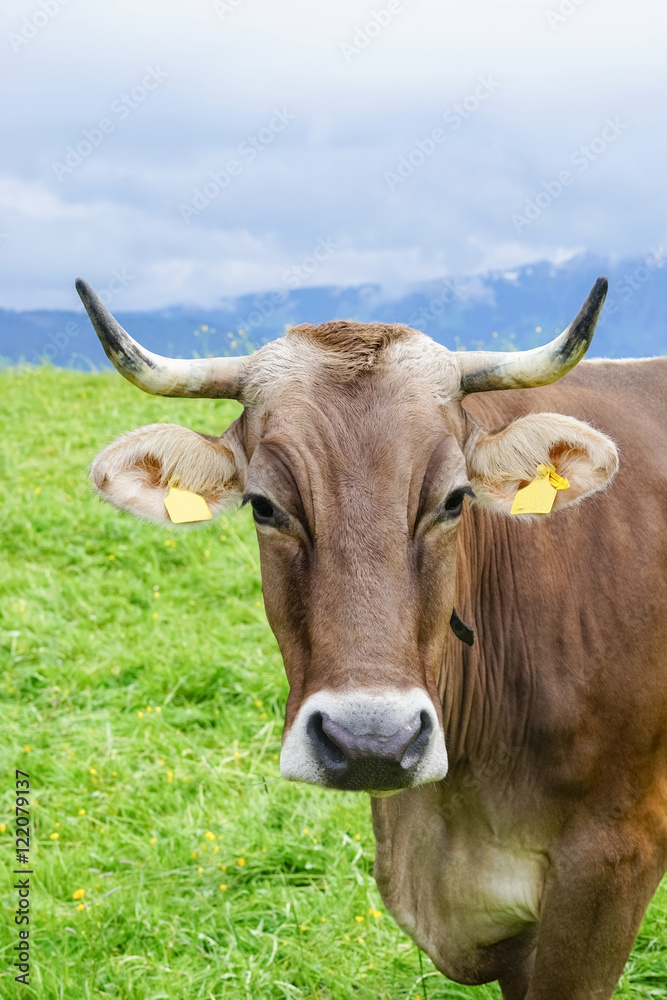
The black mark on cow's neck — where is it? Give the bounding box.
[450,608,475,646]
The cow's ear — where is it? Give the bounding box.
[464,412,618,516]
[90,422,246,524]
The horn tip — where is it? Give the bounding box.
[75,277,93,303]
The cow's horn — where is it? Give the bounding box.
[75,278,246,399]
[457,276,608,394]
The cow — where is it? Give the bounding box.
[77,274,667,1000]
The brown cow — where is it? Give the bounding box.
[77,275,667,999]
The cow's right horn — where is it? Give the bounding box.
[76,278,247,400]
[457,276,608,395]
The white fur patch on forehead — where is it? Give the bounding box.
[241,323,462,406]
[384,336,462,401]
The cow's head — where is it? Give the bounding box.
[78,277,617,794]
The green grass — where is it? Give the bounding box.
[0,366,665,1000]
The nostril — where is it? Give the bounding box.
[400,710,433,770]
[306,712,347,770]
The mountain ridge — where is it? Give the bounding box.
[1,252,665,370]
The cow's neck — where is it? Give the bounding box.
[440,503,536,769]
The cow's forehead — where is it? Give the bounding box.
[241,321,463,411]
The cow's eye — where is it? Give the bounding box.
[250,496,275,523]
[440,487,474,519]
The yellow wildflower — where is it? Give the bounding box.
[73,889,85,900]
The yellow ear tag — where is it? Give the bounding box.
[163,482,212,524]
[510,464,569,516]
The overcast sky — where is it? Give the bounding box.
[1,0,666,310]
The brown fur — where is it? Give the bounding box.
[288,320,418,376]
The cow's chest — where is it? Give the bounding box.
[372,785,548,983]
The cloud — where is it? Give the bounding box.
[0,0,665,309]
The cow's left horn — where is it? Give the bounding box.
[76,278,246,399]
[457,276,608,394]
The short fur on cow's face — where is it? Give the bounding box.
[90,321,618,793]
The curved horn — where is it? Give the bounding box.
[457,276,608,395]
[76,278,246,399]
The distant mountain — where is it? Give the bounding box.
[1,252,665,370]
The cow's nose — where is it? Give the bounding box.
[281,689,448,791]
[306,709,433,790]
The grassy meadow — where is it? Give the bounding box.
[0,366,666,1000]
